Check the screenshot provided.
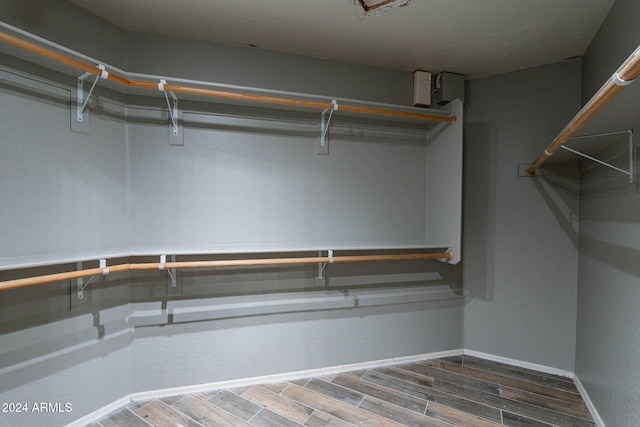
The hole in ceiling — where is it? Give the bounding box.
[353,0,413,18]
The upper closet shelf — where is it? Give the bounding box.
[0,23,454,127]
[0,241,452,272]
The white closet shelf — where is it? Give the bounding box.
[0,241,451,271]
[0,244,454,293]
[0,23,455,126]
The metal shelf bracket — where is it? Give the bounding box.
[316,249,333,286]
[562,130,634,183]
[158,79,179,137]
[77,259,109,299]
[317,99,338,155]
[159,254,181,295]
[76,64,108,122]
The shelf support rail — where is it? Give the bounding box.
[527,43,640,177]
[77,64,108,122]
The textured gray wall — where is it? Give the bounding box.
[126,31,413,105]
[575,0,640,425]
[0,0,127,69]
[462,59,582,371]
[0,2,462,426]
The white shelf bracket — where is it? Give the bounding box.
[159,79,179,136]
[159,254,180,294]
[76,259,109,299]
[76,65,108,122]
[318,100,338,155]
[316,249,334,287]
[562,130,634,183]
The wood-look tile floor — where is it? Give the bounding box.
[92,355,596,427]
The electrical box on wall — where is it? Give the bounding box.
[413,70,432,106]
[433,72,465,105]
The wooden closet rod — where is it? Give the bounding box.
[527,45,640,176]
[0,252,453,292]
[0,31,455,124]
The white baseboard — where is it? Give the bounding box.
[66,348,606,427]
[572,374,606,427]
[462,349,575,378]
[130,348,464,402]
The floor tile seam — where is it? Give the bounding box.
[431,378,591,427]
[301,408,316,426]
[440,360,583,402]
[166,404,207,427]
[290,385,405,427]
[496,397,595,426]
[360,387,464,427]
[411,360,503,396]
[430,378,532,419]
[497,384,594,422]
[460,356,577,387]
[246,407,261,425]
[246,383,317,423]
[368,367,483,412]
[247,406,294,426]
[422,378,506,423]
[372,366,435,387]
[455,358,581,396]
[332,372,431,413]
[306,408,360,427]
[421,401,460,427]
[176,393,256,427]
[468,364,580,395]
[204,391,264,420]
[123,407,155,427]
[502,409,568,427]
[306,376,367,407]
[354,394,434,426]
[148,398,208,427]
[385,364,438,386]
[359,370,433,399]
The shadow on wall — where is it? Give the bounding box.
[529,168,580,250]
[462,122,498,301]
[0,255,464,393]
[580,237,640,279]
[578,146,640,277]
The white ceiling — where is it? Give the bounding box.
[69,0,614,79]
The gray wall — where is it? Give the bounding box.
[126,31,413,105]
[0,3,462,426]
[9,1,635,425]
[462,59,582,371]
[575,0,640,425]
